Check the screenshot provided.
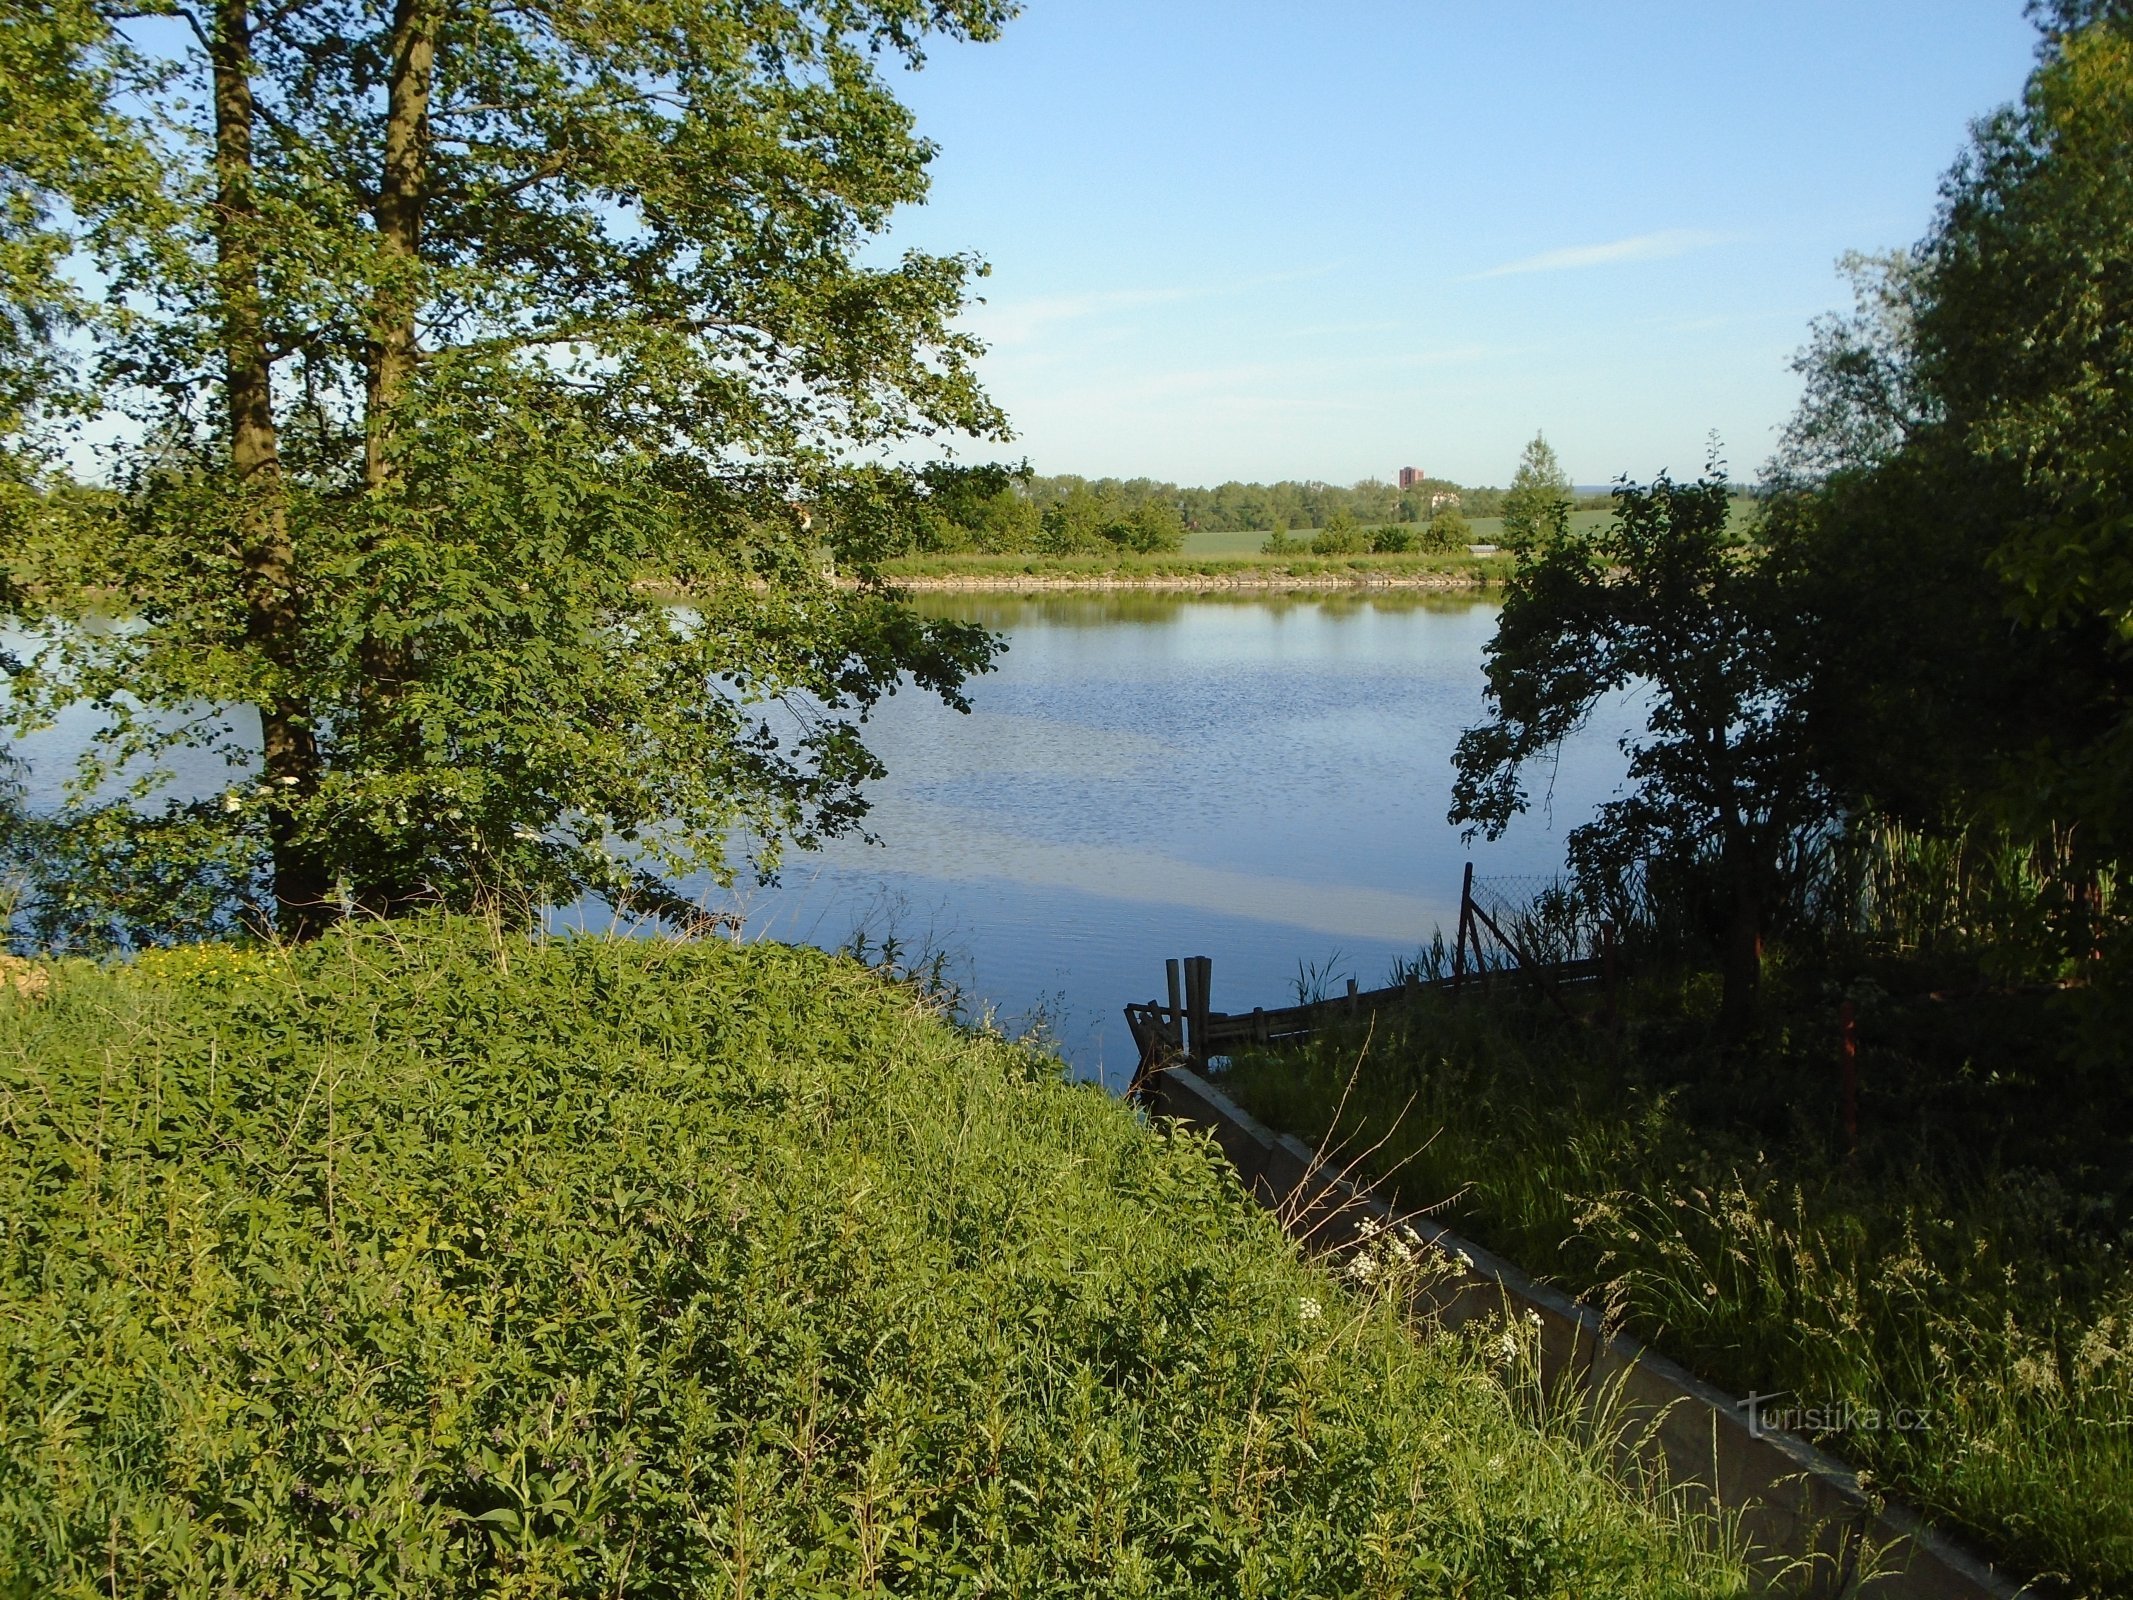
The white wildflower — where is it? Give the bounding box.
[1297,1296,1323,1324]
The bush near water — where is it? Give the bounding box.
[0,922,1741,1596]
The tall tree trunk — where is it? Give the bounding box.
[352,0,437,918]
[212,0,330,937]
[365,0,435,491]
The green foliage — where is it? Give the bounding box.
[0,0,154,605]
[1120,497,1185,553]
[1307,508,1365,556]
[988,474,1493,537]
[1421,506,1472,553]
[1030,485,1183,555]
[0,921,1741,1595]
[900,475,1518,554]
[1454,462,1827,1030]
[1766,7,2133,985]
[1499,434,1571,555]
[5,0,1019,941]
[1221,963,2133,1597]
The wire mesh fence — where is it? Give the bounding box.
[1466,872,1610,966]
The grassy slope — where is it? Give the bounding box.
[1220,984,2133,1597]
[0,925,1740,1597]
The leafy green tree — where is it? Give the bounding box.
[1037,486,1106,556]
[1420,507,1470,553]
[0,1,150,565]
[1260,521,1297,555]
[7,0,1015,943]
[1500,433,1571,555]
[1453,462,1825,1034]
[1370,524,1414,554]
[1766,4,2133,945]
[1309,508,1364,556]
[1123,497,1184,553]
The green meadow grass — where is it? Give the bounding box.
[1176,512,1606,558]
[0,923,1741,1596]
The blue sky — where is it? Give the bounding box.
[880,1,2039,488]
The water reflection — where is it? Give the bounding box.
[9,596,1627,1088]
[686,592,1626,1088]
[906,588,1486,630]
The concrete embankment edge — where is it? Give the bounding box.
[1141,1065,2034,1600]
[874,572,1490,592]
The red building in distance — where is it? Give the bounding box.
[1397,466,1425,490]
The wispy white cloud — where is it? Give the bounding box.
[1468,229,1735,281]
[961,263,1342,348]
[960,287,1197,347]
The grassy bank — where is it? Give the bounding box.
[1218,974,2133,1596]
[878,549,1512,587]
[0,922,1742,1595]
[1175,515,1599,559]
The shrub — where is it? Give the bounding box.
[1309,510,1366,555]
[0,922,1739,1595]
[1371,524,1416,553]
[1421,507,1472,552]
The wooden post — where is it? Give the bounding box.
[1601,921,1618,1026]
[1840,1000,1859,1159]
[1165,958,1184,1052]
[1346,977,1358,1016]
[1452,861,1475,996]
[1186,956,1212,1065]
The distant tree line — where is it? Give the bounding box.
[892,467,1618,556]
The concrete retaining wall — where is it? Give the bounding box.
[1141,1065,2035,1600]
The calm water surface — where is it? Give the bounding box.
[7,595,1628,1088]
[663,593,1627,1088]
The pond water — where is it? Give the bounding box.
[648,592,1628,1088]
[6,593,1631,1089]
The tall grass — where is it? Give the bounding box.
[0,921,1742,1595]
[1220,973,2133,1596]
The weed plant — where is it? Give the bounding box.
[1220,965,2133,1596]
[0,921,1742,1596]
